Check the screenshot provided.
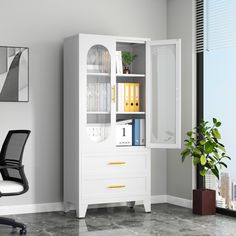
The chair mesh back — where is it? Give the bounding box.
[0,130,30,182]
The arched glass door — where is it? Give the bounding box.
[86,45,111,143]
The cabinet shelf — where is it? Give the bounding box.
[116,145,146,149]
[116,74,145,78]
[116,112,145,115]
[87,72,110,77]
[87,111,110,114]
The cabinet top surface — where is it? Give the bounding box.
[68,33,151,44]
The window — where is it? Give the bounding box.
[197,0,236,216]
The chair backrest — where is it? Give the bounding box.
[0,130,30,182]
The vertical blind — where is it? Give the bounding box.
[196,0,236,52]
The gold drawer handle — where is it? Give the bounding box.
[108,161,126,165]
[107,185,126,189]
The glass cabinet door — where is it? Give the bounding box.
[146,39,181,148]
[86,45,112,143]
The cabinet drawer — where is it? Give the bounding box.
[83,154,146,176]
[83,177,146,197]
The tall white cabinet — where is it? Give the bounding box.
[63,34,181,218]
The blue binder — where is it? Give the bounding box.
[132,119,140,146]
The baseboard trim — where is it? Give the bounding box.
[0,195,192,216]
[151,194,168,204]
[167,195,192,209]
[0,202,64,216]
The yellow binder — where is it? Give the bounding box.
[124,83,130,112]
[134,83,140,112]
[129,83,135,112]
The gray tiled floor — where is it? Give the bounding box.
[0,204,236,235]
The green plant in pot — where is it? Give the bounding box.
[122,51,137,74]
[181,118,231,215]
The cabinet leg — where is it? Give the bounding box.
[144,199,151,213]
[63,202,71,213]
[127,201,135,208]
[76,204,88,218]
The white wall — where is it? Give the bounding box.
[0,0,167,206]
[167,0,195,200]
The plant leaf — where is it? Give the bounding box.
[224,156,231,160]
[200,140,206,145]
[187,131,193,137]
[193,157,200,165]
[193,148,201,156]
[218,145,226,152]
[211,167,219,179]
[181,149,190,162]
[200,155,207,165]
[205,141,215,154]
[212,128,221,139]
[219,162,227,168]
[213,118,217,124]
[213,152,219,160]
[200,169,208,177]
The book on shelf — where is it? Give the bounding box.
[99,83,107,112]
[106,83,111,112]
[116,51,123,74]
[116,118,145,146]
[132,119,140,145]
[132,118,145,146]
[87,83,96,111]
[124,83,130,112]
[117,83,140,113]
[117,83,124,112]
[87,82,109,112]
[87,83,91,111]
[129,83,135,112]
[134,83,140,112]
[139,119,145,145]
[87,64,100,73]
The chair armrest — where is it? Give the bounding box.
[0,164,28,197]
[0,165,23,170]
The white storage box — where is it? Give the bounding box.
[116,124,132,146]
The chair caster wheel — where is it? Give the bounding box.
[20,229,27,234]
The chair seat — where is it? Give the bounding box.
[0,181,23,194]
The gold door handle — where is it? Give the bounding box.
[107,185,126,189]
[112,85,116,103]
[108,161,126,165]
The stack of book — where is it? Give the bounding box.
[87,82,111,112]
[116,119,145,146]
[132,119,145,146]
[87,47,110,73]
[117,83,140,112]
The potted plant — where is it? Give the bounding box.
[122,51,137,74]
[181,118,231,215]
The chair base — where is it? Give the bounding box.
[0,217,27,234]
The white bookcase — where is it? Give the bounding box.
[63,34,181,218]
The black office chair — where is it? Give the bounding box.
[0,130,30,235]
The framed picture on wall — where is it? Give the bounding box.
[0,46,29,102]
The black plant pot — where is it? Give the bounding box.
[123,66,130,74]
[193,189,216,215]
